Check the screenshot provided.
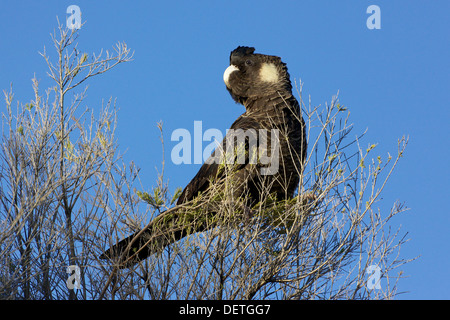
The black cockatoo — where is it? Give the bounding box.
[100,46,307,268]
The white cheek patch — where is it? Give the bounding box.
[223,65,239,87]
[259,63,279,83]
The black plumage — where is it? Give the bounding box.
[100,46,307,267]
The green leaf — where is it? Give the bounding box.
[80,53,88,64]
[170,187,182,205]
[73,66,80,77]
[137,189,164,208]
[64,139,77,162]
[366,144,377,152]
[97,132,107,148]
[359,159,365,169]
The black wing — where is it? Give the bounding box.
[176,114,262,205]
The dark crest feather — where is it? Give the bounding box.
[230,46,255,60]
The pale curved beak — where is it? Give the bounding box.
[223,65,239,87]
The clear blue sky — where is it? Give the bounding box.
[1,1,449,299]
